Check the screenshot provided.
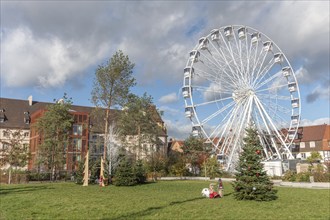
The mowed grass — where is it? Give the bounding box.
[0,181,329,220]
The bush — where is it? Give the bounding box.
[313,172,330,182]
[295,172,310,182]
[28,172,51,181]
[134,160,147,184]
[282,170,296,182]
[113,156,137,186]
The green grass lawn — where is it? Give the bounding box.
[1,181,329,220]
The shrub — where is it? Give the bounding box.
[134,160,147,184]
[295,172,310,182]
[113,156,137,186]
[282,170,296,182]
[313,172,330,182]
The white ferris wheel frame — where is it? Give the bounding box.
[182,25,301,172]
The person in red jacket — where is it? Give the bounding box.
[209,183,220,198]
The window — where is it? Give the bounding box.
[2,143,9,150]
[301,153,306,159]
[310,141,315,148]
[24,112,30,124]
[24,132,29,137]
[300,142,305,148]
[72,138,82,152]
[3,131,9,138]
[0,109,5,123]
[73,124,82,136]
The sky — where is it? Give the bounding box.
[1,1,329,140]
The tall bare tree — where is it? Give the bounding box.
[91,50,136,178]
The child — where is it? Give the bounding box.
[218,178,224,198]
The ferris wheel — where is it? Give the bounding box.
[182,25,301,172]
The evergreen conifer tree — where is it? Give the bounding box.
[232,127,277,201]
[113,154,137,186]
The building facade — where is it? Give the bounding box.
[1,97,168,172]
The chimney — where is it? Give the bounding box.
[28,95,33,106]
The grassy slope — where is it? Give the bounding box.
[0,181,329,220]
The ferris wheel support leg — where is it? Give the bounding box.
[254,96,294,159]
[253,96,282,159]
[226,97,253,172]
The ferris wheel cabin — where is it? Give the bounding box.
[282,67,291,77]
[199,37,209,50]
[184,67,194,78]
[291,115,299,125]
[224,26,233,37]
[274,53,283,63]
[189,50,200,63]
[263,41,273,52]
[185,106,194,118]
[291,98,299,108]
[182,86,191,99]
[288,82,297,92]
[192,125,201,137]
[251,32,261,44]
[237,27,247,39]
[210,29,220,41]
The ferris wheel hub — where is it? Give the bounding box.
[232,88,254,103]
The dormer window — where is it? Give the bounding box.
[0,109,6,123]
[24,111,31,124]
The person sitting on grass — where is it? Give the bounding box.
[209,183,220,198]
[218,178,224,198]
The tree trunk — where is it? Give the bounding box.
[8,167,12,184]
[104,109,109,160]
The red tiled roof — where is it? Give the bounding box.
[298,124,329,142]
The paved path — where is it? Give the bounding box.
[159,177,330,189]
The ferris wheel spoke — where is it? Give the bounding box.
[209,102,238,141]
[268,103,292,116]
[250,43,264,79]
[192,85,233,97]
[208,40,242,83]
[218,33,245,82]
[194,95,233,108]
[199,51,227,74]
[194,68,220,83]
[251,52,269,85]
[257,93,291,101]
[217,104,242,153]
[253,58,276,87]
[228,40,246,80]
[255,70,283,90]
[256,83,287,93]
[201,101,235,125]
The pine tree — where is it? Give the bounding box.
[232,127,277,201]
[113,153,137,186]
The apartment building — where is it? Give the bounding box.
[0,97,167,171]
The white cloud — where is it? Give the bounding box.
[300,118,330,126]
[159,93,179,104]
[164,119,192,140]
[1,26,110,88]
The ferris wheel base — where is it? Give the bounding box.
[225,159,301,176]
